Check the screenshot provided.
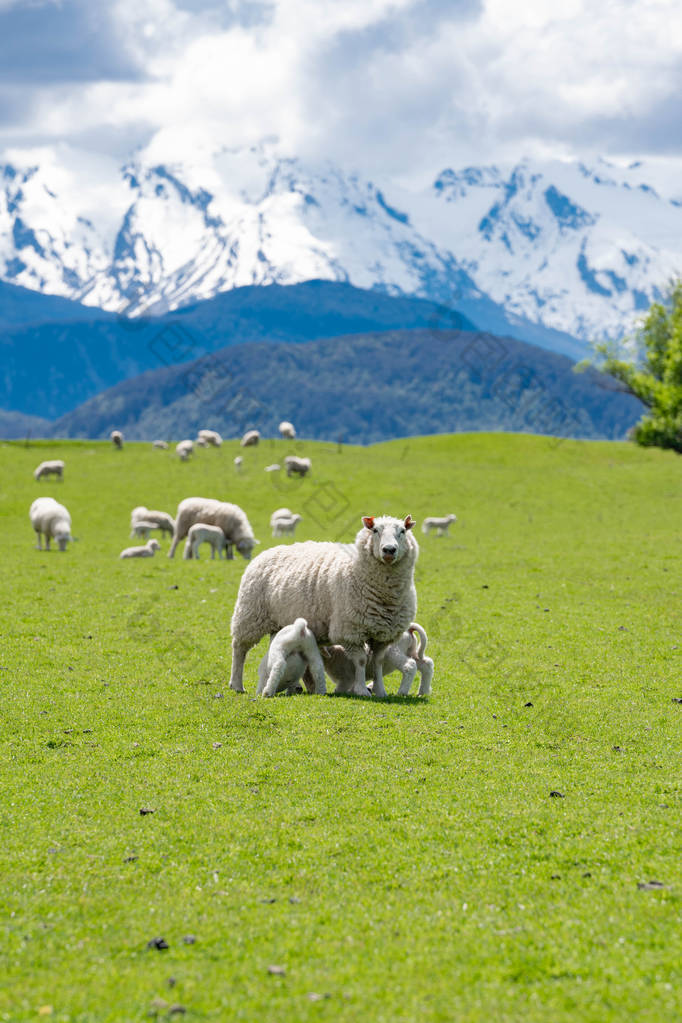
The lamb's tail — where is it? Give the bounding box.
[407,622,428,660]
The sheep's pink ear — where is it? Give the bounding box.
[404,515,416,530]
[362,516,375,530]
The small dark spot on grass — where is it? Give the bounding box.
[139,807,155,815]
[583,872,592,878]
[212,742,222,749]
[182,935,197,945]
[124,855,138,862]
[289,896,301,904]
[549,790,564,798]
[672,698,682,704]
[550,874,561,880]
[168,585,179,590]
[524,701,533,707]
[268,964,286,975]
[213,693,224,699]
[147,936,169,950]
[637,880,666,891]
[612,745,623,751]
[260,897,277,904]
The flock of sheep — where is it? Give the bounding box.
[28,425,460,698]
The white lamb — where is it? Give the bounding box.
[29,497,73,552]
[264,464,281,472]
[176,439,194,461]
[234,456,243,471]
[130,506,175,538]
[256,618,327,698]
[152,440,169,450]
[284,455,311,478]
[198,429,223,447]
[168,497,258,560]
[33,460,65,482]
[240,429,260,447]
[278,421,296,440]
[130,519,160,541]
[421,514,457,537]
[119,538,161,559]
[229,514,418,697]
[271,512,302,537]
[111,430,124,449]
[183,523,231,560]
[318,623,433,697]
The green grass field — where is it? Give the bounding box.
[1,432,681,1022]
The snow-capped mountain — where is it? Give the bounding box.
[1,142,681,348]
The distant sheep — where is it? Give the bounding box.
[168,497,258,560]
[183,523,231,561]
[319,623,433,697]
[176,439,194,461]
[198,429,223,447]
[234,456,243,471]
[152,440,169,450]
[29,497,73,552]
[110,431,124,449]
[130,506,175,538]
[240,429,260,448]
[264,464,281,472]
[229,514,418,697]
[421,514,457,537]
[33,459,64,482]
[196,436,209,448]
[270,509,302,537]
[119,538,161,559]
[278,421,296,440]
[130,519,159,541]
[257,618,326,698]
[284,455,311,478]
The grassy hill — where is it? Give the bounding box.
[1,433,681,1021]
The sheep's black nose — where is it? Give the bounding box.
[382,545,397,555]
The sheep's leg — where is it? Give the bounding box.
[229,639,253,693]
[397,658,418,697]
[256,652,270,696]
[35,530,42,550]
[345,646,370,697]
[168,530,183,558]
[262,653,288,698]
[210,546,216,560]
[417,658,434,697]
[183,538,192,560]
[305,649,327,696]
[45,535,51,551]
[370,642,390,698]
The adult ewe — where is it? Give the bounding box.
[284,455,311,478]
[33,460,65,482]
[240,429,260,448]
[229,514,418,697]
[176,439,194,461]
[30,497,73,551]
[198,429,223,447]
[278,421,296,440]
[110,430,124,449]
[168,497,258,560]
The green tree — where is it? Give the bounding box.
[588,281,682,452]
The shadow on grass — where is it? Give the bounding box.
[328,692,429,706]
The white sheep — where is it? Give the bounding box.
[234,456,243,471]
[168,497,258,560]
[152,440,169,450]
[176,439,194,461]
[318,623,433,697]
[284,455,311,478]
[33,460,65,482]
[130,519,160,541]
[183,523,231,560]
[278,421,296,440]
[256,618,326,698]
[264,464,281,473]
[240,429,260,448]
[271,512,303,537]
[421,514,457,537]
[29,497,73,552]
[198,429,223,447]
[195,436,209,448]
[130,506,175,538]
[119,538,161,559]
[229,514,418,697]
[111,430,124,449]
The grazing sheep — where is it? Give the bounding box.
[278,421,296,439]
[284,455,311,478]
[29,497,73,552]
[130,506,175,538]
[198,429,223,447]
[264,464,281,472]
[196,436,209,448]
[168,497,258,560]
[270,512,303,537]
[33,459,65,482]
[257,618,326,698]
[421,514,457,537]
[318,623,433,697]
[119,538,161,559]
[152,440,169,450]
[176,439,194,461]
[110,430,124,449]
[229,514,418,697]
[234,456,243,471]
[240,429,260,448]
[183,523,231,560]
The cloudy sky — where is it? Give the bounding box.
[1,0,682,181]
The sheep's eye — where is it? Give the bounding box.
[399,528,405,535]
[372,527,378,534]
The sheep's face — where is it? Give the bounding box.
[56,532,71,552]
[362,515,416,565]
[236,537,259,560]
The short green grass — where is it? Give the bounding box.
[1,432,681,1022]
